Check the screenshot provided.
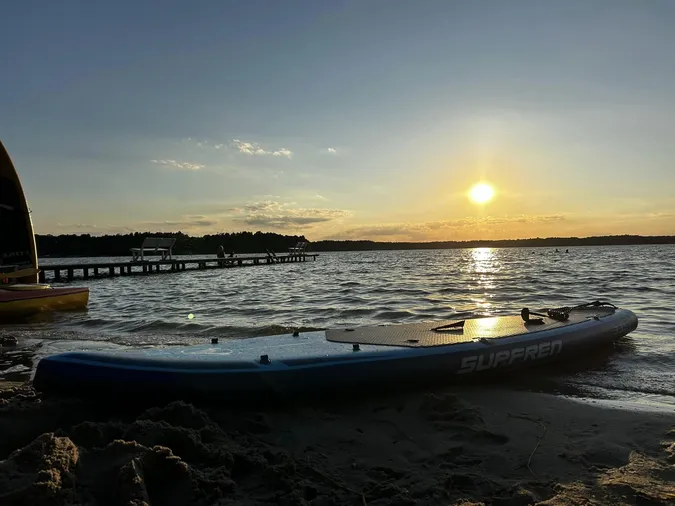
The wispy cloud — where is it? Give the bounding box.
[272,148,293,158]
[326,147,337,154]
[52,215,219,235]
[53,223,136,235]
[231,139,293,158]
[55,223,100,230]
[230,200,349,229]
[150,159,205,171]
[138,215,218,229]
[180,137,294,157]
[333,215,568,241]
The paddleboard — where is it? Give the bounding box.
[33,301,637,400]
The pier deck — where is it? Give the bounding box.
[37,253,318,283]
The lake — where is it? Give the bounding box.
[2,245,674,409]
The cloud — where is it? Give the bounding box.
[272,148,293,158]
[150,159,204,171]
[334,215,568,241]
[326,147,337,154]
[138,216,218,229]
[231,139,293,158]
[51,223,136,235]
[230,200,350,229]
[50,215,219,236]
[180,137,294,158]
[55,223,100,230]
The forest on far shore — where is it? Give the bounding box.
[34,231,675,258]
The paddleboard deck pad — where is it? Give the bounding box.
[326,306,616,348]
[33,301,638,401]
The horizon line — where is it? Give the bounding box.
[34,231,675,244]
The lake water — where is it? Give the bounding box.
[2,245,674,409]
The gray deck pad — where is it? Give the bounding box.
[326,307,616,348]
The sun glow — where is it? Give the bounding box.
[468,183,495,204]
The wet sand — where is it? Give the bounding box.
[1,380,673,506]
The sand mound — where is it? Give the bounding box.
[541,451,675,505]
[0,433,79,505]
[0,385,674,505]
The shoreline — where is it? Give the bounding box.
[34,241,675,260]
[1,381,673,505]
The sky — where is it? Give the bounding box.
[2,0,675,242]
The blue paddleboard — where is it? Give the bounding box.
[33,302,637,400]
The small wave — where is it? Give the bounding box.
[337,308,375,318]
[372,310,418,321]
[566,381,675,399]
[339,281,361,287]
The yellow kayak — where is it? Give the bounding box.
[1,139,91,319]
[0,284,89,319]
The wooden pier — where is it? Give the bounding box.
[37,253,318,283]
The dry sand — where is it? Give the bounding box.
[1,380,674,506]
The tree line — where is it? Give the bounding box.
[35,231,308,257]
[310,234,675,251]
[34,232,675,257]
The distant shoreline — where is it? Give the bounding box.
[311,234,675,251]
[30,232,675,258]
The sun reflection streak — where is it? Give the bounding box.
[468,248,502,312]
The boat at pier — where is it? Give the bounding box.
[0,140,89,320]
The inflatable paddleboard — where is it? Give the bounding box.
[33,301,637,400]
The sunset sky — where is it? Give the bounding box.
[2,0,674,242]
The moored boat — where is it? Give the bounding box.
[0,284,89,319]
[1,140,90,319]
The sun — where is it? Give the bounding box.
[468,183,495,204]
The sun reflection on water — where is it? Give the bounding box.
[467,248,502,312]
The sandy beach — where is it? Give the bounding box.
[1,380,673,506]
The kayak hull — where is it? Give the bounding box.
[0,285,89,319]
